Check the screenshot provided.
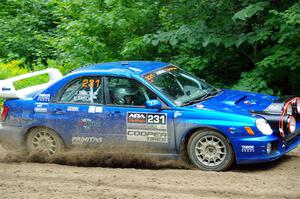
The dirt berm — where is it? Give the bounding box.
[0,146,299,199]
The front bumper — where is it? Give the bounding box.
[231,130,300,164]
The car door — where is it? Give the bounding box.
[46,76,105,146]
[102,76,176,153]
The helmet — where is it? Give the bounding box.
[112,86,136,105]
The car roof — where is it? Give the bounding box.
[73,61,169,75]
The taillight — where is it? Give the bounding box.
[1,106,9,122]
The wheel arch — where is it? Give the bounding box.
[179,126,234,162]
[22,125,66,147]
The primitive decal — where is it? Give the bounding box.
[72,136,103,144]
[127,112,168,143]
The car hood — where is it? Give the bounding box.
[190,89,278,116]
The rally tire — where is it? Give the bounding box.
[187,129,234,171]
[26,127,64,156]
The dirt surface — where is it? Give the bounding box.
[0,146,299,199]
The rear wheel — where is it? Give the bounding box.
[187,129,234,171]
[26,127,64,156]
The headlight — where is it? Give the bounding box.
[287,116,296,133]
[296,98,300,114]
[256,118,273,135]
[286,103,293,115]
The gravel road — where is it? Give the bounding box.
[0,146,299,199]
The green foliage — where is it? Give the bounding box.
[49,0,161,70]
[0,0,57,66]
[0,60,49,90]
[0,0,299,95]
[232,1,269,21]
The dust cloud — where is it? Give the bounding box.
[0,146,192,169]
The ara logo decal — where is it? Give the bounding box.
[128,113,147,123]
[241,145,255,152]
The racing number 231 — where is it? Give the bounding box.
[147,114,166,124]
[82,79,100,88]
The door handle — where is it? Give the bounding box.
[110,111,121,117]
[54,108,65,114]
[112,111,121,115]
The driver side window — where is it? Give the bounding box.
[58,76,103,104]
[106,77,158,106]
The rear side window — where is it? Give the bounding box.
[58,77,103,104]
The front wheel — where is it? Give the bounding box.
[187,130,234,171]
[26,127,64,156]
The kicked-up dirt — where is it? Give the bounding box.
[0,145,299,199]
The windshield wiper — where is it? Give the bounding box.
[201,89,222,99]
[181,89,222,106]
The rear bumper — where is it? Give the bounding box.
[0,123,24,148]
[231,130,300,164]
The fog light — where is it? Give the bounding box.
[267,143,272,155]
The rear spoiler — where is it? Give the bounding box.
[0,68,63,99]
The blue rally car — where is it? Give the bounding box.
[0,61,300,171]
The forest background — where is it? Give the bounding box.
[0,0,299,97]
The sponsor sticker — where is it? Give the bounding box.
[72,136,103,144]
[37,94,50,102]
[95,106,103,113]
[127,112,168,143]
[79,118,101,129]
[128,113,147,123]
[67,106,79,112]
[88,106,96,113]
[174,111,182,118]
[144,66,178,82]
[34,103,48,113]
[241,145,255,152]
[88,106,103,113]
[34,107,47,113]
[244,100,256,105]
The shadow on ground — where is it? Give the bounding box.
[231,154,298,172]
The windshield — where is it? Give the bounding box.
[143,66,219,106]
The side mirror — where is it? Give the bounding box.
[145,99,162,109]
